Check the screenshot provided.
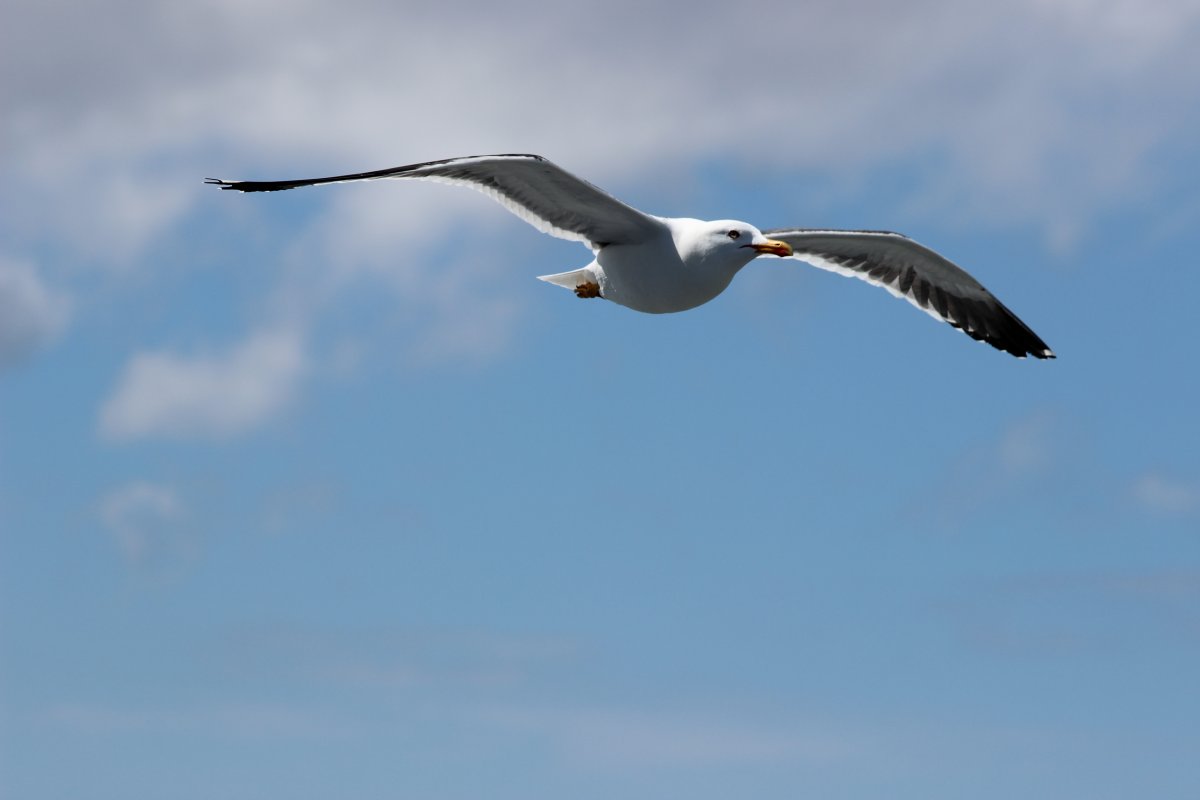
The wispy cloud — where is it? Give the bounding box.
[43,701,348,741]
[1132,472,1199,515]
[995,411,1056,474]
[906,409,1065,531]
[939,567,1200,656]
[98,327,306,441]
[0,255,71,370]
[484,705,851,769]
[97,481,192,567]
[219,624,580,692]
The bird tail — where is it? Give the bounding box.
[537,266,595,291]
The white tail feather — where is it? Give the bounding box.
[537,266,596,290]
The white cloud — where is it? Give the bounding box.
[1132,473,1199,515]
[5,0,1200,377]
[99,327,306,440]
[5,0,1200,261]
[0,255,71,369]
[266,183,536,364]
[97,481,189,566]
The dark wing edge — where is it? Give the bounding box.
[204,153,540,193]
[766,228,1055,360]
[205,153,665,248]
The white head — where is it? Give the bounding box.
[670,218,794,274]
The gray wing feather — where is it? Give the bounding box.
[766,228,1054,359]
[206,154,665,249]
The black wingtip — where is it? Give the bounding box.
[203,154,554,195]
[203,177,301,192]
[204,178,243,191]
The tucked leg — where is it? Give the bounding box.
[574,281,602,299]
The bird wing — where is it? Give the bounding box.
[764,228,1054,359]
[206,153,666,249]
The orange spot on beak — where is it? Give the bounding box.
[750,239,793,257]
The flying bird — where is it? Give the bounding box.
[207,154,1054,359]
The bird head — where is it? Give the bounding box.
[678,219,793,269]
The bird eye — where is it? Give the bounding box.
[727,230,741,240]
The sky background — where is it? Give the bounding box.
[3,0,1199,797]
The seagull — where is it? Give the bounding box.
[207,153,1054,359]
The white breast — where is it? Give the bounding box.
[594,220,743,314]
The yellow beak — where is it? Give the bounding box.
[750,239,794,257]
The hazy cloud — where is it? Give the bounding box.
[940,568,1200,656]
[275,186,533,364]
[219,624,580,691]
[485,705,850,768]
[99,327,306,440]
[0,255,70,369]
[97,481,190,566]
[995,411,1056,474]
[44,700,347,741]
[906,409,1065,531]
[1132,472,1199,515]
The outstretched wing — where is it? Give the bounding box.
[765,228,1055,359]
[206,153,666,249]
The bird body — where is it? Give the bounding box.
[543,217,780,314]
[207,153,1054,358]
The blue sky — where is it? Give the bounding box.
[2,0,1199,798]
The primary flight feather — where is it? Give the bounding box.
[207,153,1054,359]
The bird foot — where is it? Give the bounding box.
[574,281,602,299]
